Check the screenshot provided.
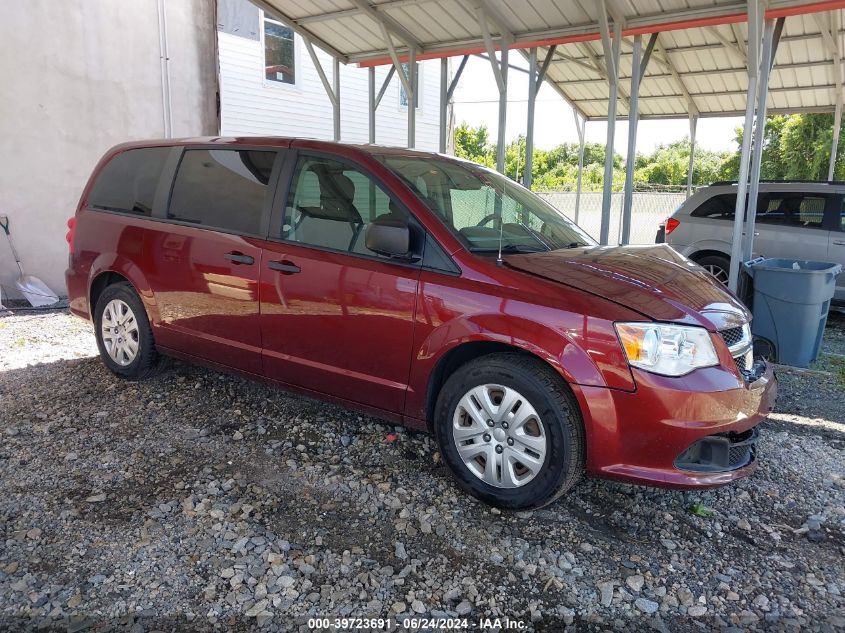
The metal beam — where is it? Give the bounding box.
[707,25,747,65]
[379,22,412,96]
[574,111,586,224]
[346,7,845,65]
[447,55,469,101]
[375,65,396,107]
[407,46,416,148]
[598,1,621,245]
[728,0,763,293]
[368,66,375,144]
[251,0,348,62]
[639,32,658,83]
[621,33,646,245]
[333,57,341,141]
[818,11,843,180]
[478,6,505,93]
[686,113,698,197]
[548,59,834,87]
[743,18,777,263]
[525,48,538,189]
[350,0,420,50]
[653,37,699,117]
[523,44,555,190]
[303,38,340,140]
[440,58,448,153]
[577,41,631,110]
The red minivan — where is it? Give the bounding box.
[66,138,776,509]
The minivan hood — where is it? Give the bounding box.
[505,244,750,329]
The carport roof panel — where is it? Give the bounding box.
[257,0,845,119]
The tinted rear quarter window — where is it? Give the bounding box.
[88,147,170,216]
[168,149,276,235]
[691,191,831,229]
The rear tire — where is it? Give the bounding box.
[434,353,585,509]
[695,254,730,286]
[94,282,161,380]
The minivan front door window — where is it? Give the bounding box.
[378,155,595,253]
[283,155,417,258]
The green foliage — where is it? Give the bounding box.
[452,113,845,191]
[689,502,716,518]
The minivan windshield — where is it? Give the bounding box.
[378,155,596,253]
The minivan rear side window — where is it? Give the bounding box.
[168,149,276,235]
[691,192,830,229]
[88,147,170,216]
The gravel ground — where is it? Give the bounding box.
[0,309,843,632]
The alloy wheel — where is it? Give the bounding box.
[704,264,729,285]
[452,384,547,488]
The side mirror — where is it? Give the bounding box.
[365,218,410,258]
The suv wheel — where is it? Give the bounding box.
[94,282,161,379]
[696,254,730,286]
[434,353,585,509]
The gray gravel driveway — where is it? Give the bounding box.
[1,310,843,632]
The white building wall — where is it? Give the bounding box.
[218,26,442,150]
[0,0,217,300]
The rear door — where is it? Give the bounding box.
[145,145,284,374]
[752,191,834,261]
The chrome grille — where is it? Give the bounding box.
[719,323,752,377]
[720,326,745,348]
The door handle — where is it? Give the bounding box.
[268,260,301,274]
[224,251,254,265]
[833,240,845,246]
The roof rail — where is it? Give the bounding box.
[709,179,845,186]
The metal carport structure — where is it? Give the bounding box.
[250,0,845,290]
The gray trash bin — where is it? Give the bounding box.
[743,257,842,368]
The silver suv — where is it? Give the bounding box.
[661,181,845,303]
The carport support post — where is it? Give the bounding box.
[728,0,763,293]
[574,112,586,224]
[525,48,538,189]
[830,97,842,180]
[439,55,468,154]
[368,67,376,144]
[598,8,622,245]
[332,57,340,141]
[439,58,448,153]
[407,47,416,148]
[496,46,509,174]
[743,19,779,262]
[304,39,340,141]
[686,114,698,198]
[524,46,554,190]
[621,34,643,246]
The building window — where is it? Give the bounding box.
[399,62,420,108]
[264,14,295,85]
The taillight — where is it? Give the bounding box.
[664,217,680,235]
[66,216,76,253]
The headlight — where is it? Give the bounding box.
[614,322,719,376]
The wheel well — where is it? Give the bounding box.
[89,271,129,312]
[689,249,730,264]
[425,341,560,430]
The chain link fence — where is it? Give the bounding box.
[538,191,687,245]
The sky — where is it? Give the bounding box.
[450,55,744,154]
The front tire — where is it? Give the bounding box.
[434,353,585,509]
[94,282,161,379]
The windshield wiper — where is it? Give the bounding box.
[470,244,548,254]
